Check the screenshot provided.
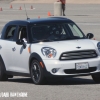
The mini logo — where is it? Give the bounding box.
[76,46,81,49]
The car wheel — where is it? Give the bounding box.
[92,75,100,83]
[0,60,8,81]
[30,60,45,85]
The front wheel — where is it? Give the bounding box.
[30,60,45,85]
[0,60,8,81]
[91,74,100,83]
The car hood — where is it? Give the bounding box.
[40,39,96,51]
[32,39,98,59]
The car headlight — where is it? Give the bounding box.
[41,47,57,58]
[97,42,100,52]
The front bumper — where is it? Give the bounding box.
[43,57,100,76]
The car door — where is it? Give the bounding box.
[0,25,17,71]
[12,26,30,73]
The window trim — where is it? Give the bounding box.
[16,25,28,42]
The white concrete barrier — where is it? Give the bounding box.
[54,1,62,16]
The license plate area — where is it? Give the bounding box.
[75,62,89,70]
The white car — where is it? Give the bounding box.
[0,17,100,85]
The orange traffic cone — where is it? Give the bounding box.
[10,4,13,9]
[31,5,33,9]
[38,16,40,19]
[48,12,51,16]
[19,6,22,10]
[0,8,2,11]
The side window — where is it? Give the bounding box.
[18,26,27,42]
[5,26,16,41]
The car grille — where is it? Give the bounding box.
[64,67,97,74]
[59,50,98,60]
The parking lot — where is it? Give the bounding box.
[0,2,100,100]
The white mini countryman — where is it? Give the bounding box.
[0,17,100,84]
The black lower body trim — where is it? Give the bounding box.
[6,70,100,78]
[64,67,97,74]
[6,71,30,77]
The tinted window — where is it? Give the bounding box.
[5,26,16,41]
[31,23,85,42]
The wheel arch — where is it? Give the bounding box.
[0,55,6,73]
[29,53,53,77]
[29,53,46,72]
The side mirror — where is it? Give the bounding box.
[16,39,24,45]
[16,39,26,49]
[86,33,94,39]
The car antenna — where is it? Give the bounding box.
[24,4,30,20]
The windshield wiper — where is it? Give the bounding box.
[40,39,53,42]
[53,37,72,41]
[61,36,85,40]
[53,36,85,41]
[32,39,53,43]
[70,36,86,39]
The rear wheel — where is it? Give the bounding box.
[30,60,45,85]
[92,74,100,83]
[0,60,8,81]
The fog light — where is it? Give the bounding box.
[52,68,59,73]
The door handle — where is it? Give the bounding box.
[12,47,16,51]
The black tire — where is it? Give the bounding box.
[30,60,45,85]
[92,75,100,83]
[0,60,8,81]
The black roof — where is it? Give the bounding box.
[29,17,72,23]
[7,17,73,25]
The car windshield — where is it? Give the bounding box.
[31,23,86,42]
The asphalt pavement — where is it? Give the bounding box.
[0,3,100,100]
